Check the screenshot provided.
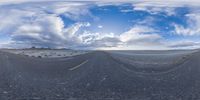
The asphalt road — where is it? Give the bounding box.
[0,50,200,100]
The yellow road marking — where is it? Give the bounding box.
[69,60,89,71]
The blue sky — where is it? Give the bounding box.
[0,0,200,50]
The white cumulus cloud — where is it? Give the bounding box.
[174,13,200,36]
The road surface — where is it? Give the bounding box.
[0,50,200,100]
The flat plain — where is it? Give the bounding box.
[0,49,200,100]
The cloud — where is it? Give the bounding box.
[0,39,12,48]
[0,1,92,21]
[173,13,200,36]
[46,2,93,20]
[168,40,200,49]
[0,1,89,34]
[131,0,200,7]
[0,0,47,5]
[63,22,90,39]
[133,6,176,16]
[0,9,35,34]
[94,0,200,8]
[98,25,103,28]
[119,26,162,45]
[0,7,91,48]
[10,18,63,48]
[119,0,199,17]
[11,21,91,48]
[127,0,186,16]
[77,31,122,49]
[80,26,165,50]
[74,25,164,50]
[1,0,200,7]
[0,1,94,48]
[0,0,200,50]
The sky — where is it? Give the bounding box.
[0,0,200,50]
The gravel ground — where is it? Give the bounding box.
[0,50,200,100]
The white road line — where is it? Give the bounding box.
[69,60,89,71]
